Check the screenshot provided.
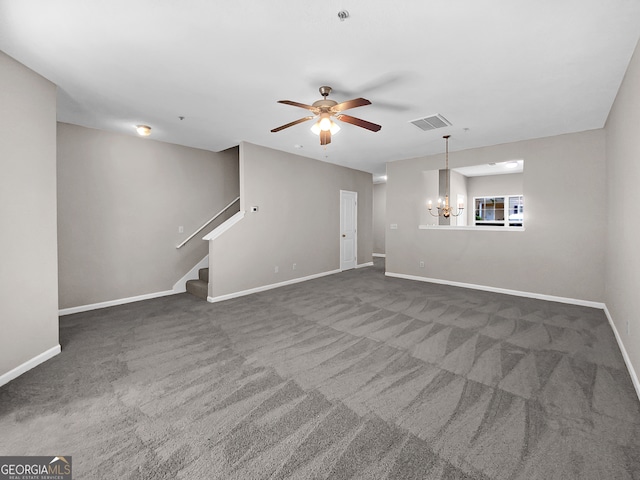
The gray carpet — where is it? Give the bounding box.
[1,259,640,479]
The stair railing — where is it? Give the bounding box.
[176,196,240,249]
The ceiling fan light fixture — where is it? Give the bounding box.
[319,115,332,131]
[136,125,151,136]
[272,85,378,145]
[311,119,340,135]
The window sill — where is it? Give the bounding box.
[418,225,525,232]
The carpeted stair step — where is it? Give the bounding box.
[198,267,209,282]
[185,268,209,300]
[186,278,208,300]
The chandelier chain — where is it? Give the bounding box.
[427,134,464,218]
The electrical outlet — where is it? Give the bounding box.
[178,226,184,233]
[274,266,279,273]
[419,261,425,268]
[292,263,297,270]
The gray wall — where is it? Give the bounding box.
[0,52,59,378]
[422,169,440,226]
[467,172,523,198]
[466,173,523,226]
[57,123,239,309]
[373,183,386,254]
[605,38,640,382]
[386,130,606,302]
[449,170,468,226]
[208,142,373,299]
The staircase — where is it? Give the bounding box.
[178,196,241,301]
[186,268,208,300]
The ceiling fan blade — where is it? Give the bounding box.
[335,114,382,132]
[277,100,318,112]
[320,130,331,146]
[271,116,314,133]
[331,97,371,112]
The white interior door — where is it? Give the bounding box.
[340,190,357,270]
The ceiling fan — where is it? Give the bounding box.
[271,86,382,146]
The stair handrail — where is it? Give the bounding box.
[176,195,240,249]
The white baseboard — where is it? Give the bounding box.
[603,305,640,402]
[61,256,210,315]
[208,269,341,304]
[172,255,209,293]
[384,272,606,309]
[356,262,374,269]
[59,289,176,316]
[373,253,386,258]
[0,345,61,387]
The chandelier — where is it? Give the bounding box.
[428,135,464,218]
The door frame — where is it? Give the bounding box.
[339,190,358,271]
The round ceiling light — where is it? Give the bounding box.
[136,125,151,136]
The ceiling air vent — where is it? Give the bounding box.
[409,114,451,131]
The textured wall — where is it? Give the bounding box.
[57,123,239,308]
[0,51,59,379]
[208,142,373,299]
[386,130,607,303]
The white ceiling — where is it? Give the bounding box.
[1,1,639,179]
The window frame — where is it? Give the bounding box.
[473,194,523,227]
